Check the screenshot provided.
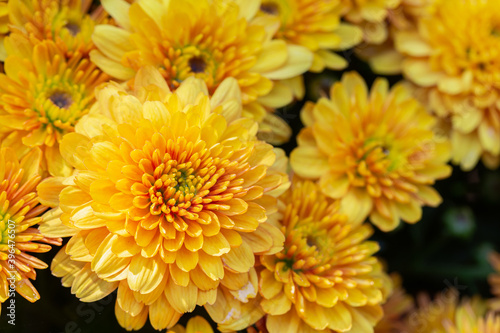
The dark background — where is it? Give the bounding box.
[2,55,499,333]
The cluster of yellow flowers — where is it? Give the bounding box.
[0,0,499,332]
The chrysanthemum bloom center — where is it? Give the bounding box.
[64,22,81,36]
[260,2,281,15]
[275,196,343,272]
[188,56,207,74]
[48,91,73,109]
[146,159,204,218]
[346,138,397,190]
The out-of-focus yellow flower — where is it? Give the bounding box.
[291,72,451,231]
[167,316,214,333]
[0,0,8,60]
[39,67,288,331]
[375,274,414,333]
[7,0,108,59]
[340,0,401,44]
[0,36,109,177]
[91,0,312,145]
[227,181,389,332]
[0,148,62,315]
[406,290,499,333]
[488,251,500,310]
[249,0,362,73]
[354,0,432,75]
[396,0,500,170]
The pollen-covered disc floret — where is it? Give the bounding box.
[257,181,389,333]
[291,72,452,231]
[0,36,109,176]
[39,67,288,331]
[0,148,62,315]
[7,0,108,58]
[396,0,500,170]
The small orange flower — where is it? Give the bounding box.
[0,148,62,315]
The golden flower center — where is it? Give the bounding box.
[155,46,217,91]
[260,2,280,15]
[127,134,237,232]
[147,162,203,217]
[64,22,81,36]
[348,140,392,182]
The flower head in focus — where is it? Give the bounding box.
[39,66,288,331]
[0,148,62,315]
[291,72,452,231]
[7,0,108,59]
[396,0,500,170]
[0,36,109,176]
[91,0,312,145]
[254,181,388,332]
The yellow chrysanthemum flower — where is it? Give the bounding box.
[91,0,312,144]
[291,72,452,231]
[247,0,362,72]
[354,0,432,75]
[0,36,109,177]
[0,147,62,315]
[341,0,401,44]
[396,0,500,170]
[255,181,388,333]
[406,290,499,333]
[168,316,214,333]
[38,67,288,331]
[7,0,108,58]
[374,274,414,333]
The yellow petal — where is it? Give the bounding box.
[221,241,255,273]
[165,279,198,313]
[149,294,182,330]
[290,146,329,179]
[263,45,313,80]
